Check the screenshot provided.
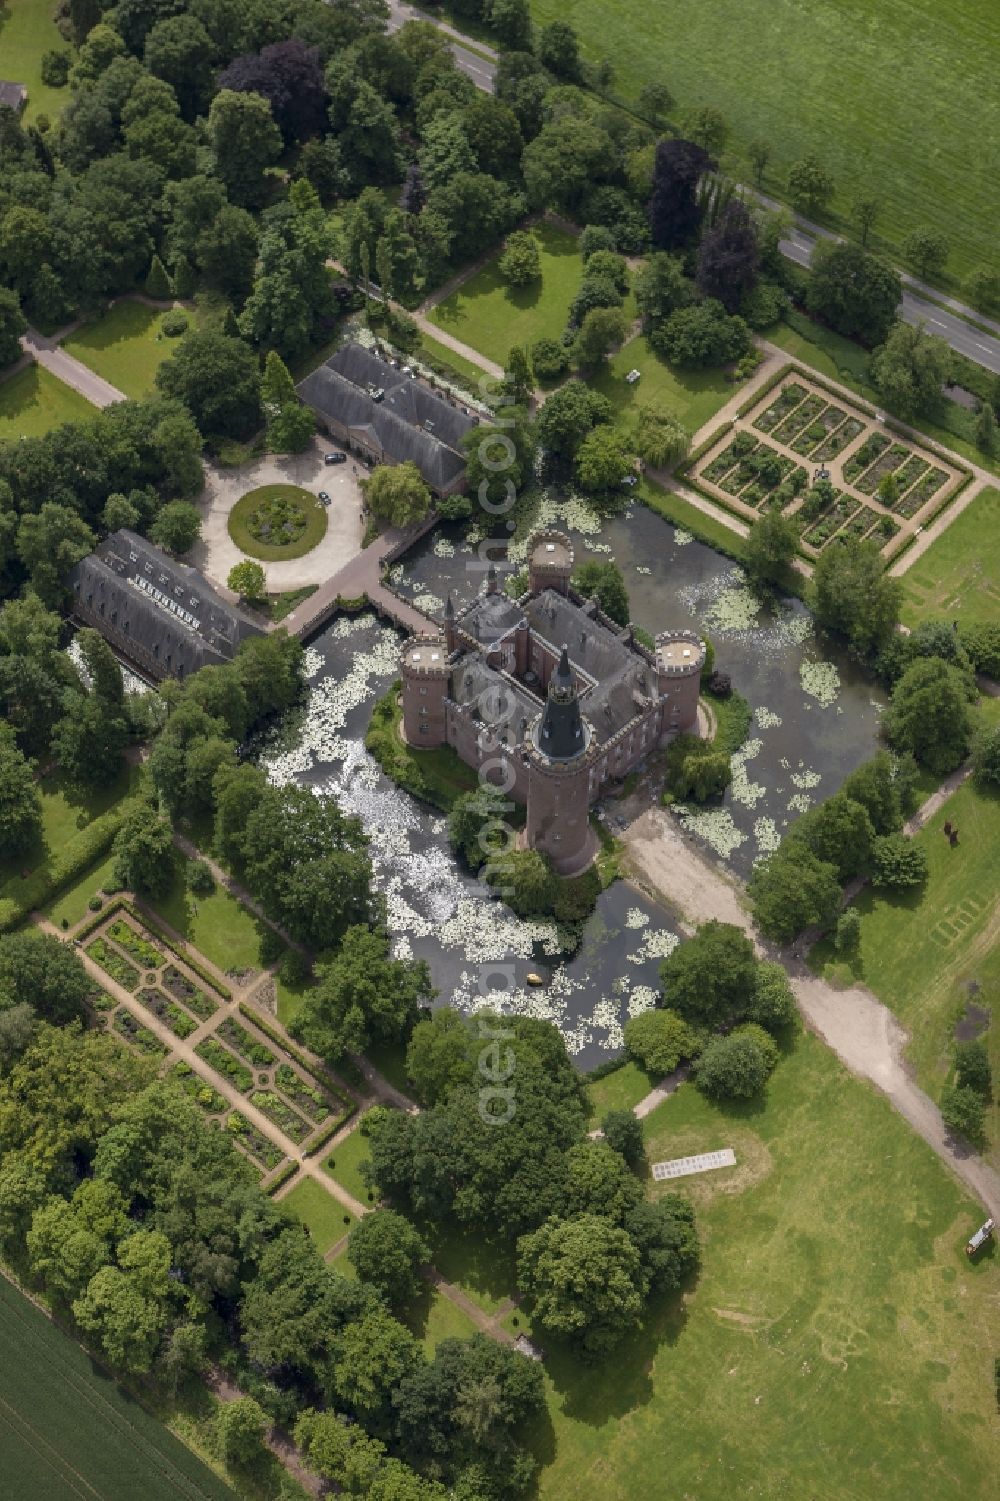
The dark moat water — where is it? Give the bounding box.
[257,500,885,1067]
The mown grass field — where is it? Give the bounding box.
[514,1034,999,1499]
[429,222,581,364]
[324,1116,379,1207]
[64,300,195,399]
[592,334,735,437]
[811,777,1000,1162]
[0,363,96,441]
[0,765,140,911]
[529,0,1000,284]
[0,0,74,122]
[149,849,271,975]
[0,1273,236,1501]
[281,1177,356,1254]
[898,487,1000,628]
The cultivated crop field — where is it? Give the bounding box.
[529,0,1000,282]
[0,1274,235,1501]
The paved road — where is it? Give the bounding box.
[754,190,1000,375]
[382,5,1000,377]
[386,0,496,89]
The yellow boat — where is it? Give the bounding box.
[526,972,545,987]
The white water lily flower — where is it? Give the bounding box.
[755,707,782,729]
[625,908,650,929]
[674,805,748,859]
[800,660,840,708]
[753,817,781,854]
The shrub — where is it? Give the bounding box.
[746,961,798,1033]
[600,1109,645,1167]
[161,309,189,337]
[40,49,71,87]
[279,948,311,987]
[531,337,570,382]
[186,859,216,896]
[580,224,617,260]
[87,896,103,913]
[871,833,928,888]
[739,279,788,330]
[623,1008,696,1075]
[834,907,861,952]
[939,1083,985,1144]
[971,724,1000,788]
[695,1024,779,1100]
[954,1040,992,1097]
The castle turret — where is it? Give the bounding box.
[527,529,573,596]
[655,629,706,742]
[400,633,450,746]
[526,644,596,875]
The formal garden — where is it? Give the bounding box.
[64,893,356,1178]
[689,367,968,560]
[227,483,329,561]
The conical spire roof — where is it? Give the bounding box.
[538,644,586,760]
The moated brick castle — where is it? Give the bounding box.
[400,530,706,874]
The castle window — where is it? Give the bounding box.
[419,724,428,735]
[111,611,117,626]
[420,686,427,696]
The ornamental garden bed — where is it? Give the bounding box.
[112,1008,165,1057]
[812,414,864,462]
[218,1017,275,1068]
[856,442,909,495]
[842,431,890,484]
[106,917,162,970]
[803,493,862,547]
[250,1089,311,1143]
[752,381,808,433]
[227,1111,284,1171]
[274,1063,330,1124]
[890,453,930,499]
[789,403,846,456]
[162,964,218,1020]
[227,485,328,562]
[898,466,948,517]
[86,938,139,992]
[169,1062,227,1114]
[137,986,197,1039]
[772,392,825,445]
[195,1038,253,1093]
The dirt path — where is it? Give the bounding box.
[621,802,1000,1220]
[409,310,504,381]
[208,1371,324,1497]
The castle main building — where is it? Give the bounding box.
[400,530,706,875]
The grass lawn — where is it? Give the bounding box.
[592,334,735,438]
[0,0,74,123]
[0,765,140,911]
[424,1229,515,1317]
[148,848,270,975]
[403,1284,480,1356]
[0,364,97,442]
[0,1273,236,1501]
[63,301,195,400]
[281,1177,356,1254]
[227,485,328,562]
[417,331,494,388]
[428,222,581,365]
[529,0,999,286]
[519,1032,999,1499]
[810,776,1000,1163]
[324,1116,379,1208]
[42,852,118,931]
[584,1060,657,1125]
[640,476,750,566]
[268,585,318,624]
[898,487,1000,628]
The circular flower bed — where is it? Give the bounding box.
[227,484,328,561]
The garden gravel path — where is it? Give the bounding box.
[20,326,126,409]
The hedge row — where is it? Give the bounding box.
[304,1108,355,1157]
[128,902,232,999]
[263,1160,299,1196]
[237,1000,358,1115]
[0,796,145,934]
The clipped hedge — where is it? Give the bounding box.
[0,797,146,934]
[264,1160,299,1196]
[304,1108,354,1157]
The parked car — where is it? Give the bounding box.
[324,451,346,464]
[318,491,332,505]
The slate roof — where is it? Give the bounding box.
[455,587,655,750]
[449,657,539,749]
[68,530,261,677]
[0,83,27,112]
[298,343,477,493]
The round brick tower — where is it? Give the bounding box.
[655,629,706,742]
[400,633,450,747]
[526,645,597,875]
[527,529,574,595]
